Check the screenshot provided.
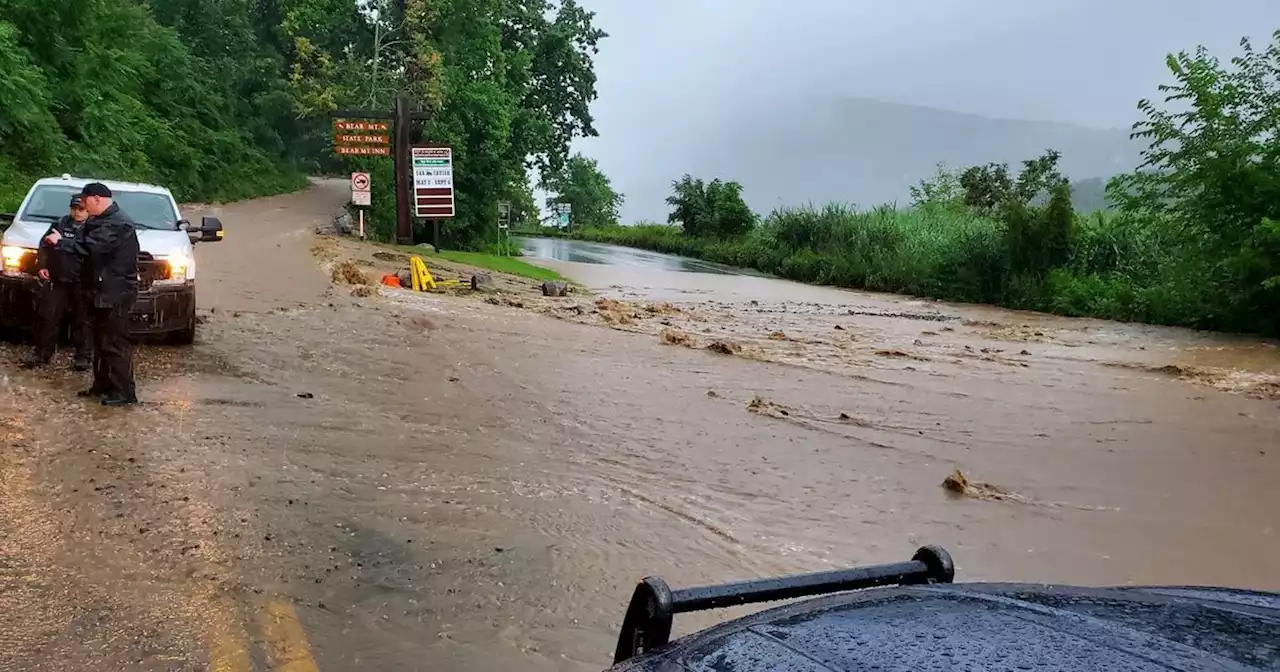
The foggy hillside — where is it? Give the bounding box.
[614,98,1142,222]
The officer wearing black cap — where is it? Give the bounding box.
[44,182,140,406]
[22,194,93,370]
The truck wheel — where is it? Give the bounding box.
[170,314,196,345]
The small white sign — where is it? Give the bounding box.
[351,172,371,207]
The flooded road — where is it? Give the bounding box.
[518,236,764,276]
[1,183,1278,671]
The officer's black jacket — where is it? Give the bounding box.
[55,202,140,307]
[36,215,87,283]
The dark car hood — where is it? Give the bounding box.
[610,583,1280,671]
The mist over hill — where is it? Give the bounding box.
[611,98,1141,222]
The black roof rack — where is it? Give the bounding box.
[612,545,955,665]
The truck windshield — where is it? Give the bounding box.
[19,184,179,231]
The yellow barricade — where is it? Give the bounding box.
[408,255,464,292]
[409,255,435,292]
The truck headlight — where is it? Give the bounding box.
[161,252,190,280]
[1,246,34,273]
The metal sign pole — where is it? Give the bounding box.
[497,201,511,255]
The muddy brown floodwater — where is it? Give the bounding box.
[1,179,1278,671]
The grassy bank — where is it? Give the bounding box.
[510,226,570,238]
[388,244,566,283]
[570,203,1245,333]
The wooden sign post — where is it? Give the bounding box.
[329,95,431,245]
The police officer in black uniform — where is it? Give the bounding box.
[22,195,93,370]
[44,182,140,406]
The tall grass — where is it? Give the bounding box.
[575,205,1012,303]
[571,203,1230,331]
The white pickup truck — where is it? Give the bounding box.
[0,175,224,345]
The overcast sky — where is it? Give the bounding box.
[567,0,1279,221]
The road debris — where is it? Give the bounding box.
[595,298,637,325]
[747,395,791,417]
[540,281,569,297]
[660,328,694,346]
[705,340,742,355]
[331,260,369,285]
[941,469,1011,501]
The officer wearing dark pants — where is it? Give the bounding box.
[22,195,93,370]
[44,183,140,406]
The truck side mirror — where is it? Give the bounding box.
[178,219,198,243]
[199,216,224,243]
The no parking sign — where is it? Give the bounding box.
[351,172,371,207]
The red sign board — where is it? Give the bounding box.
[415,188,454,218]
[335,145,390,156]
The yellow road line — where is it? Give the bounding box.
[208,607,253,672]
[259,600,321,672]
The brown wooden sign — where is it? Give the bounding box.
[333,119,391,155]
[335,134,389,145]
[333,120,390,133]
[335,145,390,156]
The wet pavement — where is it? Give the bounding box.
[1,180,1278,671]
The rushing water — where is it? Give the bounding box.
[0,194,1276,672]
[519,235,1280,377]
[516,236,764,276]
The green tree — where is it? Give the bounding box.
[1110,31,1280,332]
[958,162,1013,211]
[0,0,306,208]
[416,0,606,246]
[949,150,1075,278]
[666,175,756,238]
[909,163,964,209]
[268,0,607,246]
[540,154,622,229]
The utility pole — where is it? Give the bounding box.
[392,95,412,243]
